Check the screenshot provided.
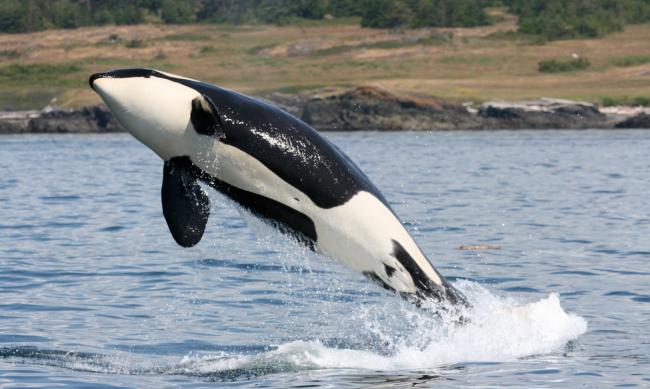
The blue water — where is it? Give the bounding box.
[0,131,648,388]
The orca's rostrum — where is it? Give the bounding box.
[89,68,468,307]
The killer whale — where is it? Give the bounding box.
[89,68,467,307]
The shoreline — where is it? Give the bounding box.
[1,86,649,134]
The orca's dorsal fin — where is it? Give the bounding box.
[161,157,210,247]
[190,95,223,137]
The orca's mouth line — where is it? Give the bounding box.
[89,68,209,93]
[89,68,157,90]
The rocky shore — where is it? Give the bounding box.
[1,86,648,134]
[0,105,123,134]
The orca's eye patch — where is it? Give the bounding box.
[190,95,224,137]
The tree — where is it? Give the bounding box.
[49,0,89,29]
[361,0,413,28]
[328,0,365,16]
[505,0,633,40]
[0,1,26,33]
[160,0,194,24]
[1,0,648,36]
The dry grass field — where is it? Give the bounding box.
[0,12,648,110]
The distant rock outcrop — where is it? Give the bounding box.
[0,110,40,134]
[29,106,123,133]
[1,89,648,134]
[478,98,608,129]
[0,106,123,134]
[615,113,650,129]
[299,86,480,131]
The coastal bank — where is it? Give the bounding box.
[1,86,649,134]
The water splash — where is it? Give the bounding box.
[1,281,587,379]
[180,282,587,372]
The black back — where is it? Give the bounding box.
[156,72,387,209]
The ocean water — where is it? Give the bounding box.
[0,130,648,388]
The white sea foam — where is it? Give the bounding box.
[5,281,587,377]
[172,281,588,374]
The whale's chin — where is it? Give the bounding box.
[90,73,198,160]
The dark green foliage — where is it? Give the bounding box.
[0,0,649,38]
[632,96,650,106]
[409,0,490,28]
[620,0,650,24]
[195,0,328,25]
[0,0,145,32]
[0,0,488,32]
[328,0,365,16]
[504,0,650,41]
[0,0,28,33]
[49,0,88,29]
[360,0,412,28]
[160,0,194,24]
[360,0,489,28]
[538,57,591,73]
[110,5,144,25]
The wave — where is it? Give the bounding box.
[0,281,587,380]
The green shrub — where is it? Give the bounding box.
[601,97,617,107]
[0,63,81,81]
[0,49,21,59]
[162,33,211,41]
[610,55,650,67]
[538,57,590,73]
[200,45,217,54]
[601,96,650,107]
[633,96,650,106]
[125,39,146,49]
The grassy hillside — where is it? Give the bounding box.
[0,14,649,110]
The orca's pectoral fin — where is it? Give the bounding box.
[161,157,210,248]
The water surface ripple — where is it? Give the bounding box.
[0,131,648,388]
